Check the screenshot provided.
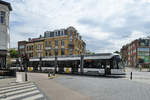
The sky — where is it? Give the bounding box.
[5,0,150,53]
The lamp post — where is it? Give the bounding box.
[54,55,57,75]
[80,54,84,75]
[39,57,42,72]
[24,54,29,81]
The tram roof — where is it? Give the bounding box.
[29,53,119,61]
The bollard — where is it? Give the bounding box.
[48,71,50,77]
[130,72,132,80]
[25,72,28,81]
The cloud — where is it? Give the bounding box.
[4,0,150,53]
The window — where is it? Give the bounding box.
[50,32,54,37]
[37,44,41,50]
[0,11,5,24]
[56,31,58,36]
[55,40,58,46]
[70,39,73,44]
[55,49,58,55]
[20,45,24,49]
[31,46,33,50]
[45,41,48,47]
[49,41,52,47]
[49,50,51,56]
[70,32,73,37]
[61,40,65,46]
[61,48,65,55]
[65,30,67,35]
[45,50,48,56]
[58,31,60,36]
[69,49,73,55]
[61,30,64,36]
[138,48,149,52]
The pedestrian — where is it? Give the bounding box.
[139,64,142,71]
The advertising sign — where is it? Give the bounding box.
[138,56,150,63]
[138,39,149,46]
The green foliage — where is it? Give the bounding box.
[114,51,120,54]
[86,50,95,54]
[9,48,19,58]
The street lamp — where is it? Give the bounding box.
[54,54,57,75]
[23,54,29,81]
[39,57,42,72]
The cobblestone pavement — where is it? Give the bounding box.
[54,75,150,100]
[2,71,150,100]
[28,73,91,100]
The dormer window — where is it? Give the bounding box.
[0,11,5,24]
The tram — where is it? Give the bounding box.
[10,53,125,75]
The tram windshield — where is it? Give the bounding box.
[113,55,124,69]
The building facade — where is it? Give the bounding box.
[0,1,12,69]
[121,38,150,67]
[18,26,86,58]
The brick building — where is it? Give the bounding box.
[18,26,86,58]
[121,38,150,67]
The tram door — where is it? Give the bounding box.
[104,60,111,75]
[0,57,6,69]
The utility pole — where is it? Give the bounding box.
[80,54,84,75]
[39,57,42,72]
[23,54,29,81]
[54,55,57,74]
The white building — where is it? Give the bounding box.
[0,0,12,68]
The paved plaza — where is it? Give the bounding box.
[1,68,150,100]
[27,71,150,100]
[0,80,48,100]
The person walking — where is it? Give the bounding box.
[139,64,142,71]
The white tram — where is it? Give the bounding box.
[10,53,126,75]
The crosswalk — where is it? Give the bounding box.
[0,82,48,100]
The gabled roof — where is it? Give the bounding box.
[0,0,12,11]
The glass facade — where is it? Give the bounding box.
[44,30,68,38]
[138,39,149,46]
[138,47,150,63]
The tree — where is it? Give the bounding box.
[86,50,95,54]
[9,48,19,58]
[114,51,120,54]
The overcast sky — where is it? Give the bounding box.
[5,0,150,53]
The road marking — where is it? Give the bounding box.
[5,87,37,96]
[0,82,34,90]
[4,90,40,100]
[0,84,36,94]
[22,94,44,100]
[0,82,48,100]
